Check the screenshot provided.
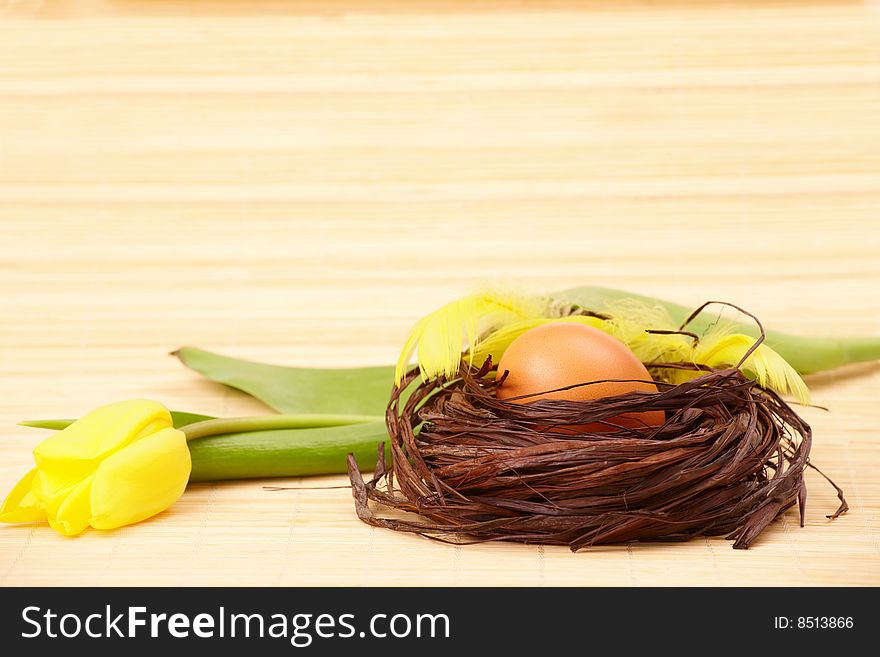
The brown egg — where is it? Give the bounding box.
[495,322,664,433]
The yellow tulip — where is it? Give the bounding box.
[0,399,191,537]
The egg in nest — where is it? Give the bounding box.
[494,322,665,432]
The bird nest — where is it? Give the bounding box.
[348,331,848,552]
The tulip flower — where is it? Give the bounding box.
[0,399,191,537]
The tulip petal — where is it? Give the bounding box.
[89,427,191,530]
[45,476,94,537]
[33,400,173,495]
[35,399,172,463]
[0,467,46,523]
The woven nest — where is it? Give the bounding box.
[348,332,848,552]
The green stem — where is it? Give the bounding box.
[187,420,389,482]
[182,413,382,441]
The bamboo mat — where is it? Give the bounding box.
[1,0,879,587]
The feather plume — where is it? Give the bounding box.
[688,330,810,403]
[394,289,558,384]
[598,298,694,364]
[597,299,809,403]
[397,291,810,403]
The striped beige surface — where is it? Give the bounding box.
[1,0,878,586]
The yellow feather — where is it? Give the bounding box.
[690,331,810,403]
[394,289,557,384]
[598,299,693,364]
[397,291,810,403]
[586,298,809,402]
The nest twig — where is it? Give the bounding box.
[349,306,848,551]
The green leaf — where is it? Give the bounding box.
[19,410,214,431]
[188,421,387,482]
[173,347,395,416]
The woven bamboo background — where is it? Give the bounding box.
[1,0,878,586]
